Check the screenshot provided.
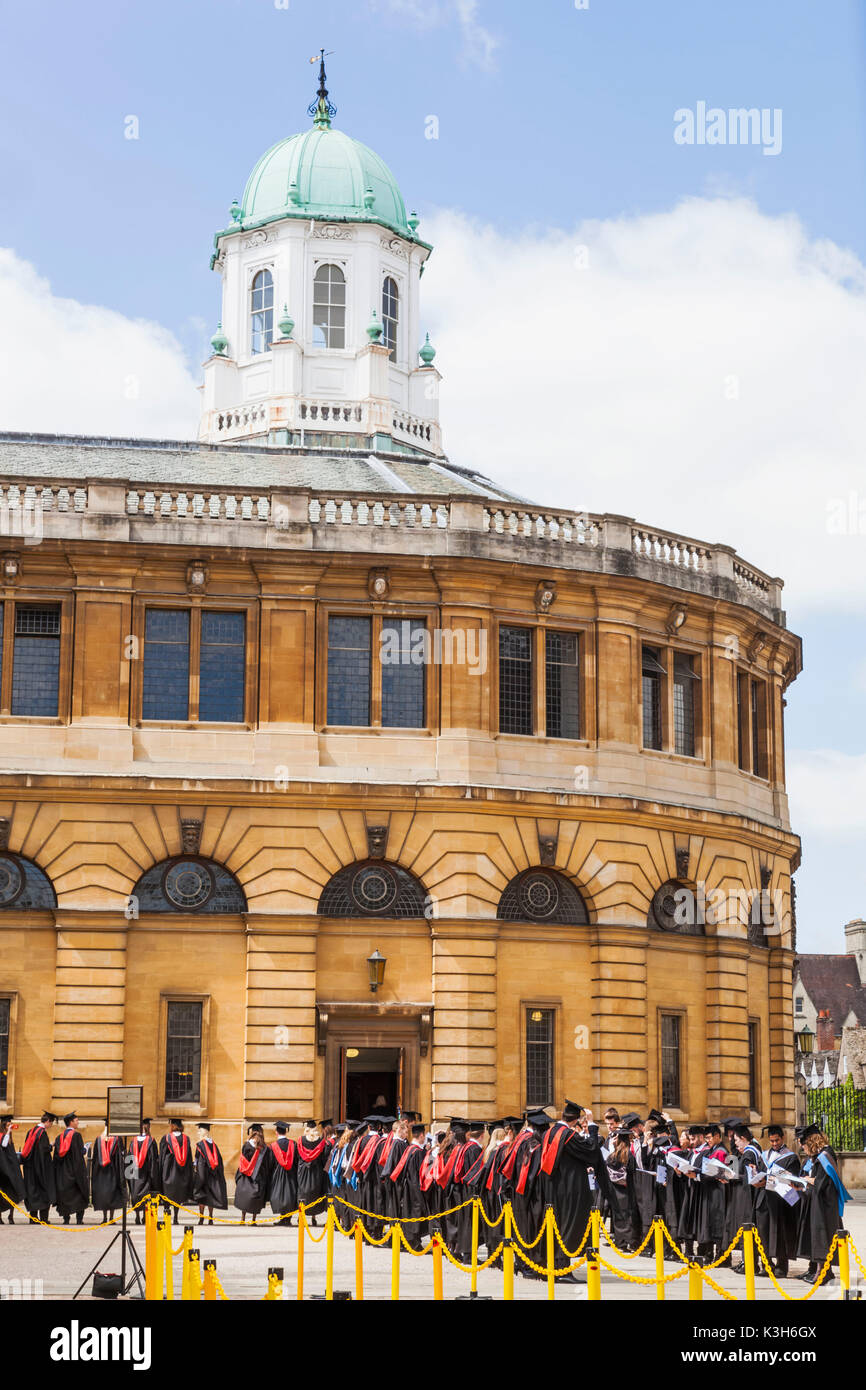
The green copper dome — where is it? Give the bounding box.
[237,126,416,240]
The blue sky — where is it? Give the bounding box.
[1,0,865,950]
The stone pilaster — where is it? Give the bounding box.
[768,946,796,1123]
[591,929,648,1110]
[52,923,127,1114]
[431,926,497,1120]
[704,938,750,1116]
[243,922,317,1123]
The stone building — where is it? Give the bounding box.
[0,65,802,1157]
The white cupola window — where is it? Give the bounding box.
[382,276,399,361]
[250,269,274,354]
[312,264,346,349]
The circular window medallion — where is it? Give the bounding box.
[163,859,215,911]
[518,872,561,920]
[351,865,398,914]
[652,882,691,931]
[0,855,24,906]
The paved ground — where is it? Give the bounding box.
[1,1196,865,1301]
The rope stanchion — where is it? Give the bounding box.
[297,1204,305,1301]
[654,1220,665,1301]
[503,1204,515,1300]
[432,1231,444,1299]
[587,1208,602,1301]
[144,1201,157,1301]
[470,1199,480,1297]
[689,1260,703,1301]
[180,1227,193,1298]
[390,1221,401,1301]
[325,1200,335,1302]
[164,1218,174,1302]
[187,1250,202,1301]
[742,1226,756,1301]
[354,1220,364,1301]
[203,1259,217,1302]
[546,1208,555,1301]
[154,1220,166,1301]
[263,1268,283,1301]
[838,1230,850,1300]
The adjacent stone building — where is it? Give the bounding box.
[0,66,802,1158]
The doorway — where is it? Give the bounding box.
[343,1046,403,1119]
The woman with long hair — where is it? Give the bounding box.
[797,1125,851,1285]
[604,1129,639,1251]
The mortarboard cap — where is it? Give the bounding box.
[687,1123,706,1135]
[563,1099,584,1119]
[620,1112,642,1128]
[318,1118,333,1128]
[335,1123,347,1135]
[169,1117,184,1127]
[197,1122,211,1132]
[142,1118,152,1126]
[275,1122,288,1134]
[762,1123,784,1136]
[247,1123,264,1134]
[362,1114,384,1127]
[411,1123,426,1137]
[647,1108,666,1125]
[525,1109,552,1129]
[502,1115,524,1128]
[799,1123,822,1142]
[63,1112,77,1125]
[722,1116,743,1131]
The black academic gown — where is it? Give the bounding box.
[808,1146,844,1266]
[127,1134,160,1207]
[763,1146,801,1269]
[89,1135,126,1212]
[604,1151,639,1251]
[234,1142,271,1215]
[632,1138,657,1239]
[53,1129,89,1218]
[21,1123,55,1215]
[453,1139,485,1260]
[393,1142,427,1248]
[296,1134,329,1219]
[511,1132,547,1275]
[725,1142,765,1255]
[0,1132,24,1212]
[158,1131,195,1209]
[194,1138,228,1208]
[695,1145,730,1251]
[379,1134,407,1221]
[267,1138,298,1217]
[544,1123,611,1268]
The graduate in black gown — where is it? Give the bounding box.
[603,1129,639,1252]
[89,1125,126,1221]
[675,1124,706,1258]
[352,1117,386,1236]
[728,1124,769,1276]
[0,1116,24,1223]
[267,1122,298,1225]
[159,1118,195,1223]
[510,1111,549,1279]
[389,1122,429,1249]
[128,1118,160,1224]
[53,1113,89,1224]
[21,1111,56,1223]
[798,1124,850,1285]
[760,1123,801,1277]
[379,1120,408,1223]
[452,1122,487,1262]
[193,1123,228,1224]
[694,1123,732,1261]
[235,1124,271,1223]
[296,1120,330,1227]
[542,1101,611,1277]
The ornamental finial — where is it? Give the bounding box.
[308,49,336,128]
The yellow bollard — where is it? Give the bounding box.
[354,1220,364,1301]
[325,1199,335,1301]
[743,1226,756,1301]
[689,1261,703,1301]
[654,1220,665,1301]
[144,1202,157,1301]
[191,1250,202,1301]
[391,1219,401,1301]
[180,1227,193,1300]
[432,1231,444,1301]
[203,1258,217,1301]
[297,1205,305,1301]
[503,1204,514,1301]
[546,1207,555,1301]
[154,1221,165,1301]
[587,1207,601,1301]
[470,1199,480,1297]
[838,1231,850,1300]
[266,1266,284,1301]
[164,1220,174,1302]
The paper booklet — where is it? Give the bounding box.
[701,1156,734,1180]
[767,1163,809,1189]
[666,1151,696,1175]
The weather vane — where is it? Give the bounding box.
[308,48,337,125]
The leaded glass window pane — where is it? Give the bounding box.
[642,645,663,750]
[673,651,697,757]
[545,630,580,738]
[11,604,60,717]
[142,609,190,722]
[381,619,425,728]
[164,1000,202,1103]
[250,268,274,354]
[382,276,398,361]
[499,625,532,735]
[327,616,371,726]
[312,264,346,349]
[525,1008,554,1107]
[199,611,246,723]
[748,1021,759,1109]
[661,1014,681,1108]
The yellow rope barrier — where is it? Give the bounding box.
[752,1229,840,1303]
[598,1217,655,1260]
[0,1188,151,1229]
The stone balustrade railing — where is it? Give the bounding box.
[0,476,785,622]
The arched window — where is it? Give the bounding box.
[250,269,274,354]
[497,869,588,925]
[0,852,56,909]
[382,276,398,361]
[312,264,346,349]
[318,861,427,919]
[648,880,704,936]
[132,857,246,914]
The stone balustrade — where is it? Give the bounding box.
[0,475,786,623]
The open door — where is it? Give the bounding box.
[397,1047,405,1114]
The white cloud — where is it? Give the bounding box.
[0,249,199,439]
[787,750,866,834]
[421,197,866,613]
[371,0,499,69]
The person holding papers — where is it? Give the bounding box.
[797,1123,851,1286]
[761,1123,801,1278]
